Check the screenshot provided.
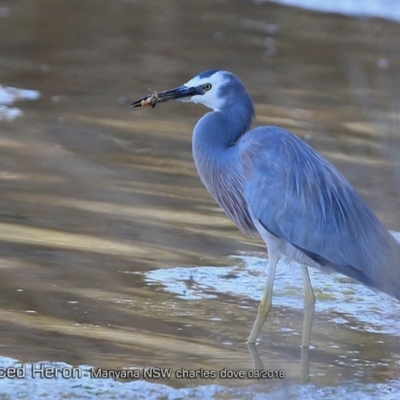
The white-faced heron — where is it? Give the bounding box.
[131,70,400,346]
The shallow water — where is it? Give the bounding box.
[0,0,400,398]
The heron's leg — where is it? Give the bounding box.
[247,252,279,344]
[300,265,315,348]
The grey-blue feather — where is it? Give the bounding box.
[193,110,255,234]
[239,126,400,299]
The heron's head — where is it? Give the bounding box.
[131,70,252,112]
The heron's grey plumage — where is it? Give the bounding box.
[239,126,400,299]
[131,69,400,344]
[192,102,255,234]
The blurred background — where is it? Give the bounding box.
[0,0,399,398]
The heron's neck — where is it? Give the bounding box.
[191,105,256,235]
[192,105,253,186]
[193,105,253,156]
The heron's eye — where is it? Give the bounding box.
[202,83,212,91]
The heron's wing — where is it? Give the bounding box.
[239,126,400,297]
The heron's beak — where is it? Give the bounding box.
[131,85,201,108]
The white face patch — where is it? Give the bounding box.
[184,71,230,111]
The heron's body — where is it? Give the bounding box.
[195,114,400,299]
[132,69,400,344]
